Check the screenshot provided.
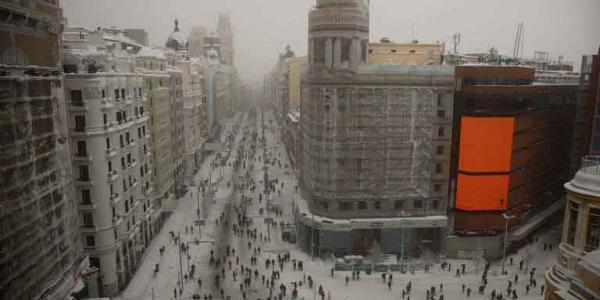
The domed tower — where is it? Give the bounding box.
[166,19,188,51]
[308,0,369,71]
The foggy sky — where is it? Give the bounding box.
[62,0,600,84]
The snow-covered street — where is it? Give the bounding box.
[115,110,559,300]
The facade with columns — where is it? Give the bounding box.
[545,156,600,299]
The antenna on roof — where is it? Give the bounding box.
[452,32,461,54]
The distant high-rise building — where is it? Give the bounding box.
[188,26,208,59]
[124,28,149,46]
[297,0,453,257]
[216,13,234,66]
[0,2,85,299]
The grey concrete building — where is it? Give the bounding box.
[0,1,85,299]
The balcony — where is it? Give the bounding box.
[73,152,91,162]
[69,101,87,112]
[80,223,96,232]
[79,202,96,210]
[108,170,118,180]
[105,148,117,157]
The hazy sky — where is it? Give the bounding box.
[63,0,600,84]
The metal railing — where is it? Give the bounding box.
[580,156,600,175]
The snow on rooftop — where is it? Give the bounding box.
[136,47,166,59]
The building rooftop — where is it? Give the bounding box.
[565,156,600,198]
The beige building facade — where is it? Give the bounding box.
[368,41,444,66]
[545,156,600,299]
[136,51,175,220]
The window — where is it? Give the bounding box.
[74,115,86,132]
[71,90,83,106]
[437,110,446,118]
[121,157,126,170]
[134,106,139,117]
[85,235,96,247]
[76,140,87,156]
[435,163,442,174]
[103,113,108,125]
[122,179,127,193]
[432,201,440,210]
[82,212,94,227]
[394,200,404,210]
[567,202,579,245]
[101,89,106,98]
[142,126,146,136]
[115,89,120,100]
[436,145,444,155]
[138,128,142,139]
[434,184,441,192]
[106,137,111,150]
[120,135,124,148]
[126,132,130,144]
[128,175,132,187]
[409,49,416,54]
[374,201,381,209]
[338,202,353,211]
[143,144,147,155]
[81,189,91,205]
[78,165,89,181]
[108,161,113,172]
[391,49,397,53]
[358,201,367,210]
[123,110,127,121]
[140,107,144,116]
[120,88,125,99]
[116,111,122,124]
[585,207,600,251]
[414,199,423,209]
[140,167,144,177]
[127,153,131,164]
[438,127,445,138]
[109,184,114,195]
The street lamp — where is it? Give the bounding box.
[501,212,515,275]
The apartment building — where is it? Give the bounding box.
[62,27,154,297]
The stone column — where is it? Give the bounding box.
[325,37,333,69]
[333,38,342,69]
[350,38,359,66]
[309,38,315,67]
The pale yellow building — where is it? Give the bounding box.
[287,56,308,109]
[368,40,444,66]
[135,49,175,219]
[177,58,205,181]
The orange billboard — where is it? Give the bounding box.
[459,117,515,173]
[456,174,509,211]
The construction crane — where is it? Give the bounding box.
[513,22,525,61]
